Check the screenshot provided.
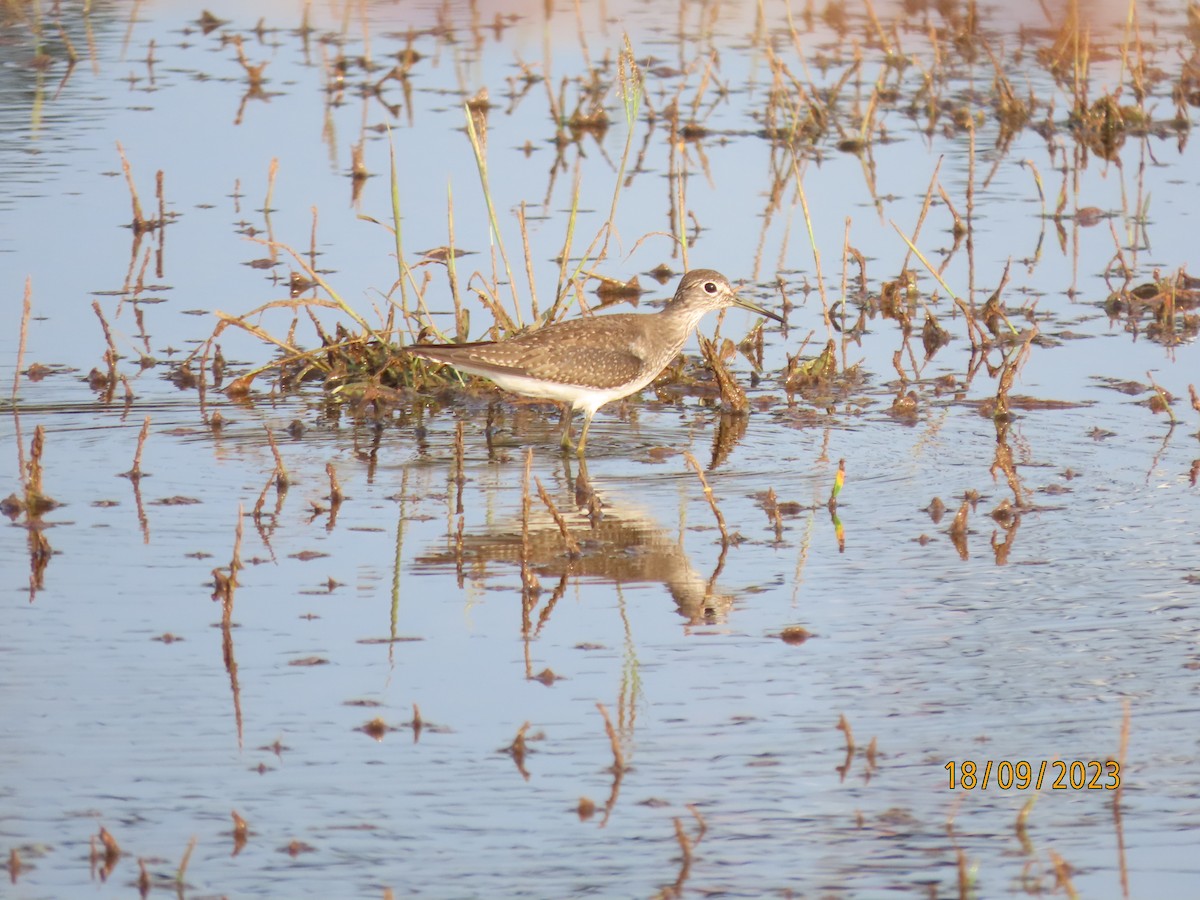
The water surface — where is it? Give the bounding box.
[2,0,1198,897]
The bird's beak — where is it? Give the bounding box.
[732,292,784,324]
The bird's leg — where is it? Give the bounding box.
[575,411,595,457]
[558,403,575,452]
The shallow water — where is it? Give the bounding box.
[2,0,1199,897]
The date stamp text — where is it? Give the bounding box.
[945,759,1120,791]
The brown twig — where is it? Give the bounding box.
[683,451,729,544]
[116,141,150,233]
[453,420,466,514]
[176,835,197,885]
[535,477,582,558]
[325,462,343,505]
[231,810,249,855]
[124,415,151,480]
[504,721,532,781]
[596,702,626,773]
[12,277,31,402]
[264,426,290,491]
[697,334,748,414]
[837,713,856,753]
[1112,698,1131,898]
[92,300,118,362]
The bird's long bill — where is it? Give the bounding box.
[732,292,784,323]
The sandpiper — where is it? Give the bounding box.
[408,269,782,455]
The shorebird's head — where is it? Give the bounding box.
[668,269,784,324]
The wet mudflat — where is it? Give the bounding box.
[2,0,1199,897]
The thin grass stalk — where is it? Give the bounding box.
[859,81,881,144]
[127,415,151,480]
[211,302,331,363]
[253,238,382,342]
[176,836,197,885]
[563,218,620,317]
[387,128,409,319]
[265,426,289,491]
[840,218,851,369]
[517,201,539,323]
[1113,699,1131,891]
[521,449,531,545]
[889,222,991,347]
[13,277,32,402]
[673,817,693,885]
[570,0,592,70]
[676,138,690,270]
[792,155,829,329]
[448,181,466,341]
[549,163,583,322]
[264,157,278,212]
[900,156,944,274]
[535,477,582,557]
[595,702,626,773]
[115,141,146,229]
[683,451,728,544]
[598,38,643,261]
[1117,0,1131,96]
[464,105,523,328]
[689,52,717,120]
[966,118,976,307]
[861,0,892,53]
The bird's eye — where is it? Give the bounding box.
[704,281,717,294]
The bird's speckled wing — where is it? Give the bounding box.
[411,314,652,390]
